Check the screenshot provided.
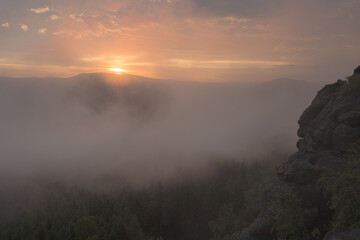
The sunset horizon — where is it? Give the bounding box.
[1,1,360,239]
[1,0,360,82]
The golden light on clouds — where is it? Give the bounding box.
[169,59,290,69]
[109,68,129,74]
[38,28,47,34]
[1,23,9,28]
[30,6,50,14]
[20,24,29,31]
[0,0,359,81]
[50,15,60,21]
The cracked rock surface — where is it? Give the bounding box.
[234,68,360,240]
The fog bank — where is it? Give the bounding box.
[0,73,319,184]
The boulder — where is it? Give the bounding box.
[337,111,360,127]
[316,152,344,171]
[277,153,319,184]
[298,80,344,138]
[329,96,356,122]
[332,124,360,151]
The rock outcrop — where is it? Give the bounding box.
[354,65,360,75]
[234,66,360,240]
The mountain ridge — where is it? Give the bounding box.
[0,72,312,86]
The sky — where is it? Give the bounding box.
[0,0,360,82]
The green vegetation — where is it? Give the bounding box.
[267,142,360,240]
[208,162,276,240]
[270,188,310,240]
[321,143,360,231]
[3,148,360,240]
[3,150,360,240]
[0,161,277,240]
[341,74,360,97]
[209,204,239,240]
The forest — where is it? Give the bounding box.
[1,141,360,240]
[0,158,278,240]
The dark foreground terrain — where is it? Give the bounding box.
[0,159,280,240]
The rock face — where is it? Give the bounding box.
[234,68,360,240]
[354,65,360,75]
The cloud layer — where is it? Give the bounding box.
[0,74,318,184]
[0,0,359,81]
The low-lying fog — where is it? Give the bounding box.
[0,73,319,185]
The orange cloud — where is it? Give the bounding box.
[21,24,29,31]
[1,23,10,28]
[38,28,47,34]
[1,0,359,82]
[30,6,50,14]
[50,15,60,21]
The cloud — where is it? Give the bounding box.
[1,0,360,82]
[150,0,172,3]
[192,0,272,17]
[220,16,251,24]
[30,6,50,14]
[1,23,9,28]
[0,72,316,184]
[69,13,85,22]
[38,28,47,34]
[21,24,29,31]
[169,59,289,69]
[50,15,60,21]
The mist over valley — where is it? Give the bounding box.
[0,73,319,185]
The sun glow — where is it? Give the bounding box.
[109,68,128,74]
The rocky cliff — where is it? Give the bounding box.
[234,66,360,240]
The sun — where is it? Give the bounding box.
[109,67,128,74]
